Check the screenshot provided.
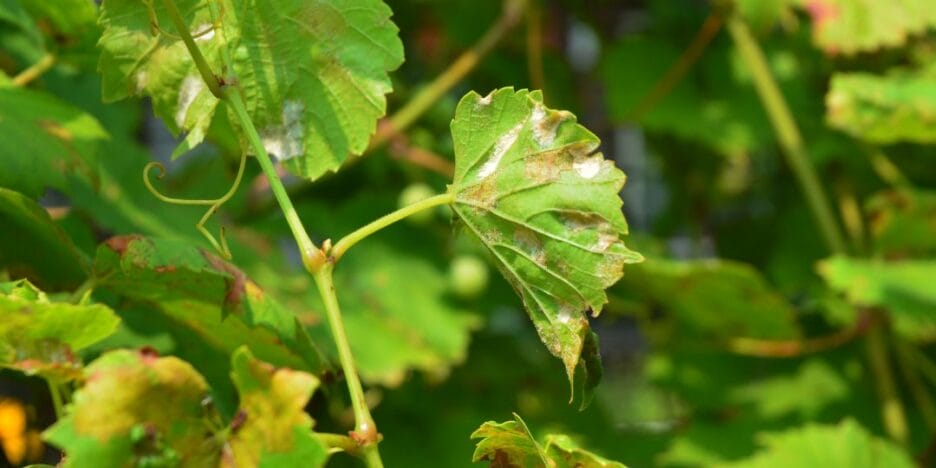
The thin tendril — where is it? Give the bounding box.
[142,152,248,259]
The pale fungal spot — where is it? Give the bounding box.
[262,100,306,161]
[175,76,204,129]
[477,121,523,179]
[557,309,572,324]
[477,92,493,106]
[573,153,603,179]
[135,70,148,93]
[514,228,545,264]
[193,23,215,41]
[594,221,617,252]
[530,103,569,147]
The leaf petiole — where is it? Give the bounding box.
[329,192,454,262]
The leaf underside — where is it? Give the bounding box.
[97,0,403,178]
[447,87,642,404]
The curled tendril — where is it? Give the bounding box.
[143,152,248,260]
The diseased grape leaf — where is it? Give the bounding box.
[826,66,936,144]
[228,347,328,467]
[796,0,936,55]
[718,419,914,467]
[448,88,641,403]
[43,349,221,467]
[93,235,329,414]
[471,413,625,468]
[0,279,119,380]
[0,188,89,291]
[97,0,403,176]
[0,87,107,199]
[298,195,481,386]
[818,256,936,340]
[616,259,800,340]
[44,347,328,467]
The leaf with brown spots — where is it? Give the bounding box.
[447,88,642,405]
[0,279,119,381]
[471,413,625,468]
[93,236,328,415]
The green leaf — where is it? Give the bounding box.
[718,419,914,467]
[797,0,936,55]
[43,349,221,467]
[447,88,642,402]
[93,235,328,414]
[97,0,403,176]
[729,359,848,420]
[0,87,107,199]
[866,189,936,257]
[20,0,98,37]
[228,347,328,467]
[471,413,625,468]
[826,66,936,144]
[0,188,89,291]
[617,259,800,340]
[299,195,481,386]
[818,256,936,339]
[0,279,119,380]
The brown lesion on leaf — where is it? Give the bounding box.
[202,251,248,311]
[483,450,521,468]
[459,176,499,208]
[104,234,144,256]
[154,265,177,273]
[523,149,568,183]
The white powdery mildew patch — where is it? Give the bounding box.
[478,121,523,179]
[262,100,306,161]
[530,103,568,147]
[477,92,493,106]
[573,153,603,179]
[175,76,205,129]
[135,70,148,94]
[193,23,215,41]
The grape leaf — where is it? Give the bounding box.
[0,279,119,380]
[471,413,625,468]
[43,349,220,467]
[719,419,914,467]
[298,195,480,386]
[448,88,642,401]
[97,0,403,176]
[797,0,936,55]
[729,359,848,420]
[818,256,936,340]
[616,259,800,340]
[93,235,328,414]
[826,66,936,144]
[44,347,328,467]
[228,347,328,467]
[0,188,89,291]
[0,87,107,199]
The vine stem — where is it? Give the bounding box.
[368,0,527,150]
[159,0,222,98]
[314,264,382,465]
[726,15,846,255]
[47,379,64,419]
[865,319,909,446]
[330,192,454,261]
[12,53,55,87]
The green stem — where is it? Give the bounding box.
[726,15,847,255]
[223,88,325,272]
[865,321,909,445]
[47,379,64,419]
[314,265,382,466]
[12,53,55,87]
[317,432,359,454]
[330,193,454,261]
[369,0,527,150]
[159,0,222,98]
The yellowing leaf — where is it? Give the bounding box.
[448,88,641,403]
[798,0,936,55]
